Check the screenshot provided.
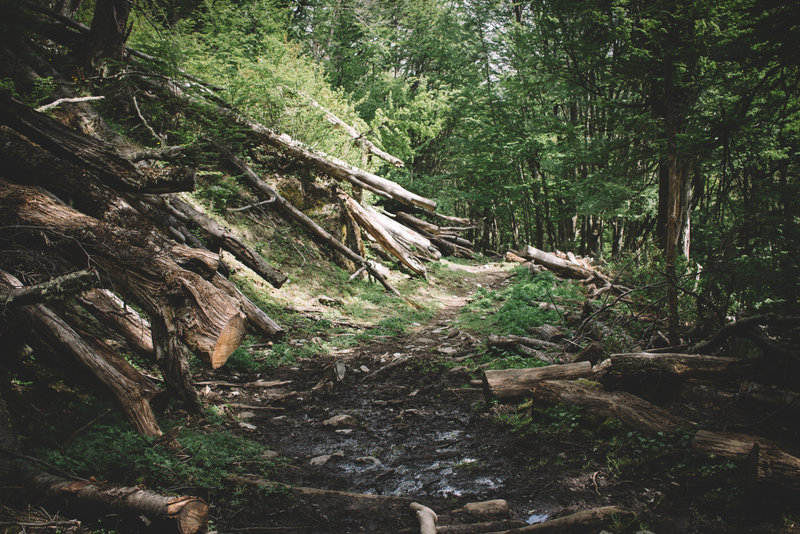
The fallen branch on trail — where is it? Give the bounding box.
[487,334,562,352]
[29,471,208,534]
[217,144,401,295]
[489,506,634,533]
[410,502,438,534]
[529,380,690,434]
[693,430,800,491]
[515,246,600,281]
[482,362,594,402]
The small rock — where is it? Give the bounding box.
[335,428,354,435]
[238,422,257,431]
[311,336,323,345]
[272,415,287,421]
[238,411,256,420]
[261,450,280,460]
[355,456,382,466]
[359,365,370,373]
[310,454,332,466]
[322,414,358,427]
[437,346,458,355]
[318,295,342,307]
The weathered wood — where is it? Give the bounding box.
[517,246,601,281]
[373,208,441,261]
[490,506,634,533]
[0,270,161,436]
[693,430,800,490]
[341,194,427,276]
[284,87,405,167]
[410,502,437,534]
[78,289,155,360]
[395,211,474,235]
[30,471,208,534]
[609,352,759,382]
[738,381,800,412]
[218,145,401,295]
[420,208,470,226]
[456,500,509,518]
[0,92,194,193]
[482,362,593,402]
[436,520,528,534]
[162,195,287,288]
[0,269,98,308]
[529,380,690,434]
[395,212,475,258]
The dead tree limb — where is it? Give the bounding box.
[693,315,800,356]
[0,269,98,309]
[490,506,634,533]
[410,502,437,534]
[482,362,594,402]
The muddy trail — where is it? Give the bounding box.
[201,264,652,533]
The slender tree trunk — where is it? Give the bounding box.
[82,0,132,73]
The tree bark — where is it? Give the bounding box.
[0,270,161,436]
[482,362,593,402]
[81,0,132,72]
[0,269,98,308]
[693,430,800,490]
[0,93,193,193]
[370,208,441,261]
[78,289,155,360]
[29,471,208,534]
[517,246,605,282]
[217,144,400,294]
[487,334,562,352]
[340,195,427,276]
[528,380,689,434]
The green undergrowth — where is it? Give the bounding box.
[21,402,280,493]
[457,266,582,336]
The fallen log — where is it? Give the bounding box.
[482,362,593,402]
[29,471,208,534]
[373,208,442,261]
[156,195,288,288]
[436,520,528,534]
[738,381,800,413]
[454,499,509,518]
[410,502,437,534]
[395,211,474,236]
[283,86,404,167]
[420,209,470,226]
[516,246,601,281]
[693,430,800,491]
[217,144,401,295]
[609,352,760,390]
[0,269,98,309]
[0,270,161,436]
[693,314,800,356]
[0,92,193,193]
[341,194,427,276]
[490,506,634,533]
[394,212,474,259]
[78,289,154,361]
[529,380,690,434]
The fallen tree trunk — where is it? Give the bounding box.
[284,87,404,167]
[0,92,193,193]
[0,271,161,436]
[161,195,287,288]
[419,208,470,226]
[341,194,427,276]
[0,269,98,309]
[738,381,800,413]
[29,471,208,534]
[516,246,601,281]
[482,362,593,402]
[373,208,442,261]
[78,289,155,361]
[693,430,800,491]
[395,211,474,236]
[217,144,400,295]
[609,352,760,388]
[395,212,475,259]
[529,380,690,434]
[693,314,800,356]
[490,506,634,533]
[410,502,437,534]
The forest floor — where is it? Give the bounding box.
[192,262,798,534]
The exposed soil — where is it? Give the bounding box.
[193,263,799,533]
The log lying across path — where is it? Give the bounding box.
[30,471,208,534]
[529,380,689,434]
[490,506,634,533]
[482,362,593,402]
[693,430,800,491]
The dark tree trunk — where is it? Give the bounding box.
[83,0,132,72]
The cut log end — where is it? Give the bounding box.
[209,312,247,369]
[170,498,210,534]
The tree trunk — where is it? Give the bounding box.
[29,471,208,534]
[217,144,401,295]
[78,289,155,361]
[693,430,800,490]
[482,362,594,402]
[0,93,194,194]
[0,271,161,436]
[82,0,132,72]
[369,208,441,261]
[517,246,604,282]
[0,269,98,308]
[528,380,689,434]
